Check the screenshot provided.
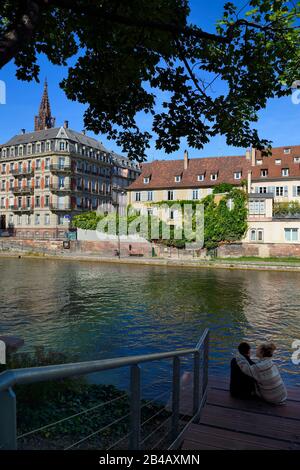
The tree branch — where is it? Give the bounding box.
[0,0,43,69]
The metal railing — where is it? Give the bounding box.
[0,328,209,451]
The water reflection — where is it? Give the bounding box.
[0,258,299,391]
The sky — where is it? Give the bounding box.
[0,0,299,162]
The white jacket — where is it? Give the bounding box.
[236,352,287,404]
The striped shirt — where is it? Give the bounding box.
[236,352,287,404]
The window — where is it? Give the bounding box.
[45,214,50,225]
[36,143,41,153]
[143,177,150,184]
[285,228,298,242]
[276,186,284,196]
[35,196,40,207]
[260,169,268,177]
[284,148,291,155]
[256,159,262,165]
[210,173,218,181]
[294,157,300,163]
[293,186,300,197]
[167,190,174,201]
[58,214,64,225]
[35,213,40,225]
[147,191,153,201]
[35,159,41,170]
[135,192,141,202]
[197,175,205,182]
[45,195,50,207]
[1,180,5,191]
[275,159,281,165]
[282,168,289,177]
[175,175,181,182]
[45,176,50,188]
[234,171,241,180]
[257,229,264,241]
[169,210,175,220]
[45,158,50,170]
[17,215,21,225]
[59,176,65,188]
[35,177,40,188]
[192,189,199,200]
[249,200,265,215]
[59,141,65,151]
[26,215,31,225]
[46,141,51,151]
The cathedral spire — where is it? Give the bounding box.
[34,79,56,131]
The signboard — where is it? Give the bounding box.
[64,214,71,221]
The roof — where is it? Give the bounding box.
[128,145,300,191]
[0,127,108,152]
[251,146,300,180]
[128,155,250,190]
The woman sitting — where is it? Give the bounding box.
[236,342,287,405]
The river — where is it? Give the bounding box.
[0,257,299,393]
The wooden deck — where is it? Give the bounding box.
[181,377,300,450]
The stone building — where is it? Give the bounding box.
[128,145,300,247]
[0,81,140,238]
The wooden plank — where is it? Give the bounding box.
[182,439,224,450]
[207,388,300,420]
[200,405,300,443]
[183,424,300,450]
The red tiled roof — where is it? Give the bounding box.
[128,155,250,190]
[128,145,300,191]
[252,146,300,180]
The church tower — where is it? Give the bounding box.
[34,79,56,131]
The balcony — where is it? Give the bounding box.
[50,183,71,193]
[50,164,72,174]
[11,168,34,176]
[12,186,34,195]
[50,203,71,211]
[11,205,34,212]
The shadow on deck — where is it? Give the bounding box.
[181,377,300,450]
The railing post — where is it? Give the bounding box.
[193,350,200,415]
[202,331,210,396]
[171,356,180,441]
[0,387,17,450]
[130,364,141,450]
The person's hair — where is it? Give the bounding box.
[257,342,276,358]
[238,342,251,355]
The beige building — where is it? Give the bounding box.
[128,145,300,246]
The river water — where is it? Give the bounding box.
[0,257,299,393]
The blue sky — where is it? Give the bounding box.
[0,0,298,161]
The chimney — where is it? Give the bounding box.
[251,147,256,166]
[21,129,25,135]
[184,150,189,170]
[64,120,69,129]
[247,170,252,194]
[245,149,251,160]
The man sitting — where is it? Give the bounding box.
[230,342,256,399]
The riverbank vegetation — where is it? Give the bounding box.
[4,348,170,450]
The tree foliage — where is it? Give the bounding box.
[1,1,300,160]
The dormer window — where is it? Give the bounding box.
[210,173,218,181]
[282,168,289,177]
[294,157,300,163]
[256,159,262,165]
[144,177,150,184]
[260,169,268,177]
[284,148,291,155]
[197,174,205,182]
[175,175,181,183]
[234,171,242,180]
[275,159,281,165]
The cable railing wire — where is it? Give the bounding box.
[140,416,172,446]
[17,392,128,440]
[141,404,169,428]
[64,412,131,450]
[106,431,131,450]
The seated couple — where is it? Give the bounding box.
[230,342,287,405]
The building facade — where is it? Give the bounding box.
[0,82,140,238]
[128,146,300,246]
